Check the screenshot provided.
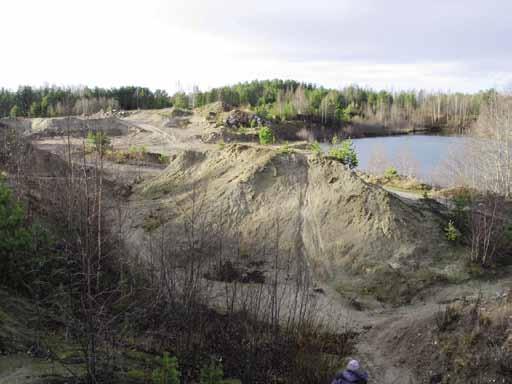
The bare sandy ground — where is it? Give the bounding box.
[17,109,511,384]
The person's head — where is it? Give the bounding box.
[347,359,360,371]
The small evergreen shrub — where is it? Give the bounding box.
[445,220,459,242]
[505,224,512,242]
[9,105,20,118]
[152,352,180,384]
[384,167,398,178]
[453,190,472,211]
[255,104,269,119]
[310,141,322,155]
[258,126,274,145]
[0,177,32,289]
[87,131,111,152]
[328,138,358,169]
[200,360,224,384]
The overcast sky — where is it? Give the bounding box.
[1,0,511,93]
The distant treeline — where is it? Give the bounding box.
[1,81,503,131]
[0,85,171,118]
[186,79,501,130]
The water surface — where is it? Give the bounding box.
[321,134,470,185]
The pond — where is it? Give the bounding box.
[321,134,470,186]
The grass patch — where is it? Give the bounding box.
[140,182,175,199]
[127,369,147,379]
[279,141,295,155]
[336,265,458,305]
[0,290,35,352]
[143,213,163,232]
[158,108,192,118]
[360,172,433,194]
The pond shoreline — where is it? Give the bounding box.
[342,124,436,139]
[320,133,469,187]
[341,118,471,139]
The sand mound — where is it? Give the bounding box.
[1,116,131,137]
[130,144,451,293]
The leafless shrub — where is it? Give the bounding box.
[1,117,353,383]
[468,194,511,266]
[445,95,512,197]
[435,304,462,332]
[132,183,352,383]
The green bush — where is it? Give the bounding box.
[128,145,149,160]
[173,92,190,109]
[200,360,224,384]
[328,138,358,169]
[127,369,146,380]
[152,352,180,384]
[0,177,32,290]
[143,214,162,233]
[310,141,322,155]
[279,142,293,155]
[254,105,269,119]
[87,131,111,152]
[29,102,41,117]
[0,177,67,297]
[453,191,472,211]
[337,105,354,123]
[158,154,170,164]
[9,105,20,118]
[445,220,459,242]
[384,167,398,178]
[505,224,512,242]
[258,126,274,145]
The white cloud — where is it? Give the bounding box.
[0,0,510,93]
